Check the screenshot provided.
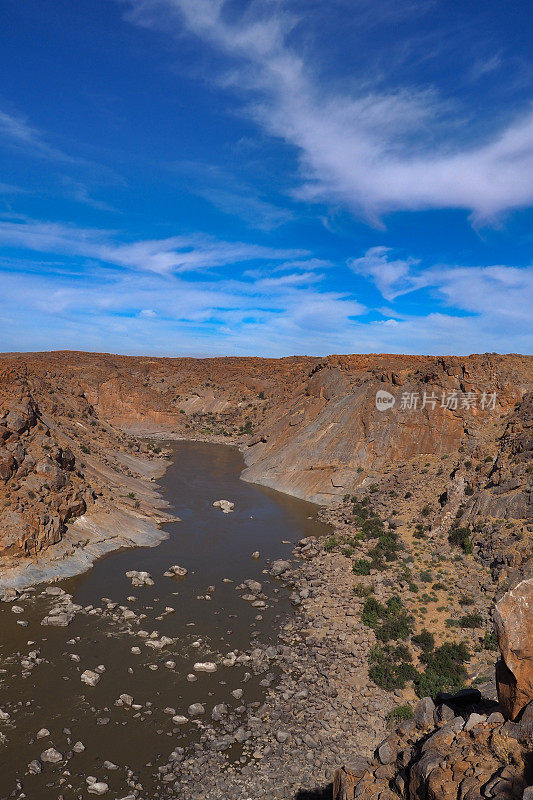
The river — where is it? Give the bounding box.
[0,441,329,799]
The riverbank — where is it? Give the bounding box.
[149,479,501,799]
[0,441,333,800]
[156,530,396,799]
[0,448,175,592]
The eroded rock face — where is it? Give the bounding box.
[495,578,533,720]
[0,351,531,565]
[333,695,528,800]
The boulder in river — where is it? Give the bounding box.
[270,559,291,577]
[81,669,101,687]
[213,499,234,513]
[125,570,154,587]
[40,748,63,763]
[193,662,217,673]
[163,565,188,578]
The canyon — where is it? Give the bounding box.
[0,349,532,799]
[0,350,531,572]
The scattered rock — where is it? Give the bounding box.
[163,565,188,578]
[40,748,63,764]
[125,570,154,587]
[81,670,101,687]
[213,500,234,513]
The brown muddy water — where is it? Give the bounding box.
[0,441,329,799]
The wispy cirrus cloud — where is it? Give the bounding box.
[0,217,307,274]
[174,161,294,230]
[2,249,532,356]
[0,109,83,165]
[0,236,365,356]
[121,0,533,225]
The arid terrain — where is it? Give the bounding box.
[0,350,532,799]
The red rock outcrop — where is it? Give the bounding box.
[495,578,533,720]
[333,694,529,800]
[0,350,531,563]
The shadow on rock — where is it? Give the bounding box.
[295,783,332,800]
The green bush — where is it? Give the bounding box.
[483,631,498,651]
[415,642,470,697]
[352,559,371,575]
[362,517,384,537]
[362,597,382,628]
[324,536,338,552]
[361,595,413,642]
[386,704,414,723]
[414,524,426,539]
[354,583,372,598]
[458,613,483,628]
[448,526,473,554]
[369,644,417,691]
[412,628,435,652]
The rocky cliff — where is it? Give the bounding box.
[0,351,531,574]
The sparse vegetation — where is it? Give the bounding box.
[369,644,417,690]
[352,559,371,575]
[415,641,470,697]
[361,595,414,641]
[386,704,414,724]
[448,525,473,554]
[458,612,483,628]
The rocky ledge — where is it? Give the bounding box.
[334,692,532,800]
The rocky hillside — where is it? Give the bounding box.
[333,578,533,800]
[0,351,531,577]
[0,357,173,576]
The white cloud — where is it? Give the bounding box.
[174,161,294,230]
[0,218,307,274]
[1,228,532,354]
[348,247,419,300]
[0,258,365,356]
[0,109,83,165]
[122,0,533,223]
[350,246,533,351]
[2,255,531,355]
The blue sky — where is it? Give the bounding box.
[0,0,532,356]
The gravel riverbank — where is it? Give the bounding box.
[156,531,396,800]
